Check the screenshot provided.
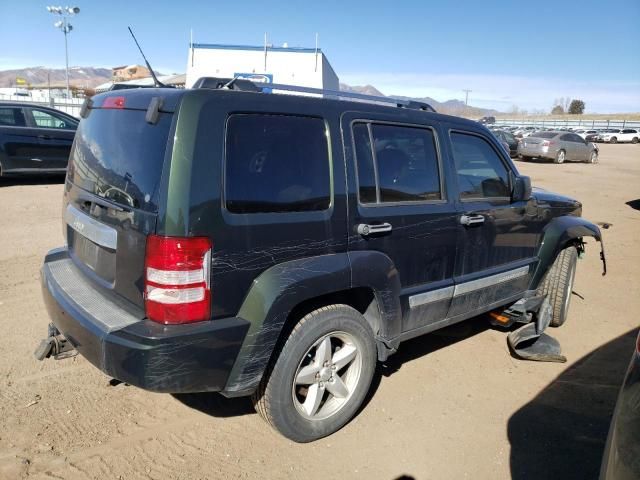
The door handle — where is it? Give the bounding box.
[357,223,392,236]
[37,134,52,140]
[460,214,485,226]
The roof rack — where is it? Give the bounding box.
[192,76,436,113]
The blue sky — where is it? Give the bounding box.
[1,0,639,112]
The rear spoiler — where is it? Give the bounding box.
[79,89,184,122]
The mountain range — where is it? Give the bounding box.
[0,66,112,88]
[339,83,499,117]
[0,67,498,116]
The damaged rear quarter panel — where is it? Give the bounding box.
[223,253,351,395]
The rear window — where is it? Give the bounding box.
[501,131,516,142]
[530,132,557,139]
[68,109,173,211]
[225,114,331,214]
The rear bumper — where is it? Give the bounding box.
[41,248,250,393]
[517,145,554,159]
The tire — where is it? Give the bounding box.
[632,137,639,144]
[587,151,598,164]
[537,246,578,327]
[555,149,566,164]
[610,137,617,144]
[252,305,377,442]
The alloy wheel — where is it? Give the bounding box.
[292,331,362,421]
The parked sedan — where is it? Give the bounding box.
[492,129,519,157]
[517,131,598,164]
[0,101,78,177]
[600,330,640,480]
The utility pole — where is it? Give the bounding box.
[463,89,472,106]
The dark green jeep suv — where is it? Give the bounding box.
[38,82,604,442]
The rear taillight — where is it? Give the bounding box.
[542,140,554,147]
[144,235,212,324]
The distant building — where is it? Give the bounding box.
[112,64,151,82]
[185,43,339,92]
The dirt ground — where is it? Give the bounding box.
[0,144,638,480]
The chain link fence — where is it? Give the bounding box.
[494,118,640,129]
[0,94,83,117]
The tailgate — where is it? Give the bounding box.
[63,91,180,311]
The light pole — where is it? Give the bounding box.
[463,89,472,106]
[47,6,80,100]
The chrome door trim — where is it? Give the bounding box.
[408,286,454,309]
[408,265,531,310]
[65,204,118,250]
[453,265,529,297]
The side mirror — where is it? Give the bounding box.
[512,175,532,202]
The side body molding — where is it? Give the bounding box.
[223,250,402,396]
[529,215,604,289]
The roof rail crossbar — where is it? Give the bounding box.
[193,77,436,112]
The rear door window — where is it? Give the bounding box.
[0,107,26,126]
[353,122,441,204]
[225,114,331,214]
[451,132,511,200]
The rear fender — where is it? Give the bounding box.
[530,216,605,289]
[223,250,402,396]
[223,253,351,395]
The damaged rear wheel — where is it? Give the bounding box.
[537,246,578,327]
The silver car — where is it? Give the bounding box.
[517,131,599,164]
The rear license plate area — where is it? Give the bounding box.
[69,231,116,283]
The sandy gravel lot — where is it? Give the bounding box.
[0,144,638,480]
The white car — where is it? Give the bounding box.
[599,128,639,144]
[575,129,599,140]
[513,126,537,137]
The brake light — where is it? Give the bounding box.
[144,235,212,324]
[102,96,126,109]
[542,140,555,147]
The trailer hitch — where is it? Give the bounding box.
[490,292,566,363]
[34,324,77,361]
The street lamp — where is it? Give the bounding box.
[47,6,80,100]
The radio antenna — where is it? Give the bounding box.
[127,26,166,88]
